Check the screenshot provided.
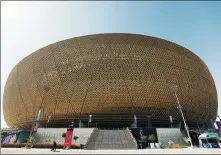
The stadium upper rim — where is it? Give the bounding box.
[14,33,214,86]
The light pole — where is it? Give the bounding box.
[28,104,42,143]
[169,116,173,128]
[46,115,51,128]
[173,86,193,148]
[14,114,21,130]
[88,115,92,128]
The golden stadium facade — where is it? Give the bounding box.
[3,33,218,129]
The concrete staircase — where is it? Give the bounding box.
[156,128,188,147]
[86,129,137,150]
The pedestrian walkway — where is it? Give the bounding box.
[2,148,221,154]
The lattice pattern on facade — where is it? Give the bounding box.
[3,33,217,129]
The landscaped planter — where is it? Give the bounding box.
[1,143,80,149]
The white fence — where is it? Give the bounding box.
[33,128,95,144]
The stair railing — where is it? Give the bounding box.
[126,127,138,149]
[85,128,98,148]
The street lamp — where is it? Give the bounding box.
[46,115,51,128]
[173,86,193,148]
[27,86,49,146]
[28,104,42,143]
[88,115,92,128]
[14,114,22,130]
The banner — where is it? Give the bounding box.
[34,122,39,132]
[64,120,74,150]
[215,117,221,136]
[36,109,42,121]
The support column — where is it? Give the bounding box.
[79,120,86,128]
[131,115,137,128]
[131,120,137,128]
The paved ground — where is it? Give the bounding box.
[1,148,221,154]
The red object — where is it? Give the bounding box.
[145,115,151,118]
[34,126,38,132]
[34,123,38,132]
[64,130,74,149]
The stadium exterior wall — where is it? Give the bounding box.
[3,33,218,129]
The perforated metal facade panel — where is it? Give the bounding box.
[3,33,218,129]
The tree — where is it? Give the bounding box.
[28,136,35,144]
[148,134,156,148]
[141,136,148,148]
[45,137,51,144]
[1,131,8,142]
[73,136,79,143]
[1,131,8,136]
[168,140,174,148]
[23,138,28,143]
[183,137,189,144]
[62,132,66,138]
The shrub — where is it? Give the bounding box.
[44,137,51,144]
[23,138,28,143]
[183,137,190,144]
[73,136,79,143]
[62,132,66,138]
[148,134,156,148]
[28,136,35,144]
[168,140,174,148]
[148,134,156,143]
[1,131,8,136]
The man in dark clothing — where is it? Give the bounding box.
[51,141,57,151]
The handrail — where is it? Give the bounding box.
[126,128,138,149]
[85,128,97,147]
[100,130,105,149]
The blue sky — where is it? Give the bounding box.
[1,1,221,127]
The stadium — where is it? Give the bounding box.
[2,33,219,149]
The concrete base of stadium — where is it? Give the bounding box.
[2,148,221,154]
[1,127,198,149]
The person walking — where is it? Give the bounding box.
[51,141,57,151]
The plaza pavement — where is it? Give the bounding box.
[1,148,221,154]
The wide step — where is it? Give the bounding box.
[86,129,137,150]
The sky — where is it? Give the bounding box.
[1,1,221,128]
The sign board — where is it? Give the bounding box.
[36,109,42,121]
[33,122,39,132]
[64,120,74,150]
[215,117,221,136]
[207,132,219,138]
